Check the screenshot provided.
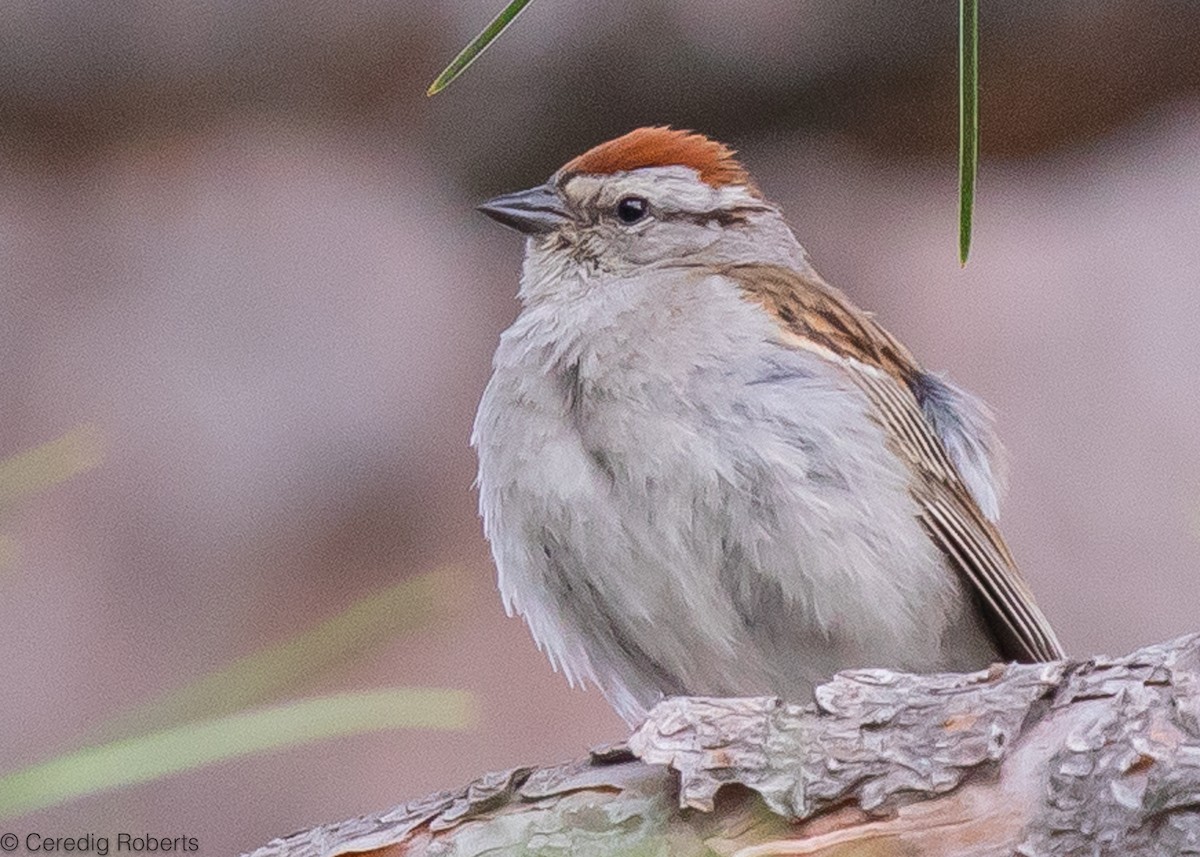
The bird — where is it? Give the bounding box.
[472,126,1063,726]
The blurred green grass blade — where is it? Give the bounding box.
[427,0,536,95]
[0,689,477,819]
[0,424,103,509]
[90,567,461,742]
[959,0,979,265]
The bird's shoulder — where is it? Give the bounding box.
[717,261,919,385]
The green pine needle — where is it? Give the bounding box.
[0,424,103,509]
[427,0,537,96]
[0,689,477,819]
[959,0,980,265]
[86,568,459,743]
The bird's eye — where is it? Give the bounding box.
[615,196,649,224]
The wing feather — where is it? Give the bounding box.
[726,262,1065,663]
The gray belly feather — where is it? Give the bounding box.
[474,309,998,724]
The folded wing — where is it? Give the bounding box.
[726,262,1065,663]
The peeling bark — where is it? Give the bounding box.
[245,635,1200,856]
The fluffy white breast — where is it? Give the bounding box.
[473,267,995,722]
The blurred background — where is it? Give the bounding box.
[2,0,1199,853]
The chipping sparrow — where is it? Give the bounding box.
[473,127,1063,725]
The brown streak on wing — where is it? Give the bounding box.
[723,263,1064,663]
[722,263,919,386]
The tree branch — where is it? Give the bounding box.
[245,634,1200,856]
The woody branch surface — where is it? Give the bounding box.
[246,635,1200,856]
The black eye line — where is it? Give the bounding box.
[585,201,758,228]
[657,207,753,227]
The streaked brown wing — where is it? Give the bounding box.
[726,262,1065,663]
[852,365,1064,662]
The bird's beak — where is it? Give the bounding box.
[477,183,571,235]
